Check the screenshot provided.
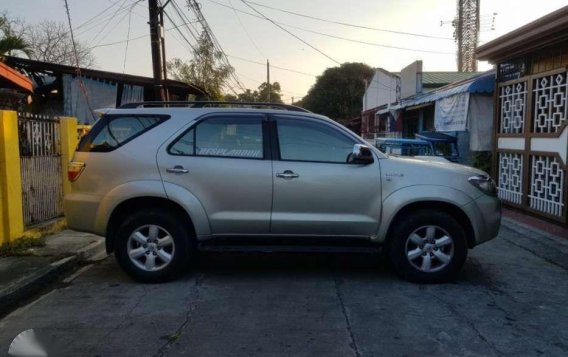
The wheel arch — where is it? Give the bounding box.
[105,197,196,253]
[384,201,476,250]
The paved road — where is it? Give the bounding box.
[1,225,567,357]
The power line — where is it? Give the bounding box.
[163,10,198,53]
[122,3,134,73]
[206,0,451,55]
[62,0,97,122]
[242,0,453,40]
[186,0,248,93]
[88,0,131,45]
[239,0,341,65]
[227,0,266,58]
[75,0,147,37]
[228,54,317,77]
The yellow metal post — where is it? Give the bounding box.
[0,110,24,244]
[59,117,79,197]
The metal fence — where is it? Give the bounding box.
[18,113,63,226]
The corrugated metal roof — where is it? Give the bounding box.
[422,72,482,85]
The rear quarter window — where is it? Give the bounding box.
[77,114,169,152]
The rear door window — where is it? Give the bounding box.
[78,114,168,152]
[169,116,264,159]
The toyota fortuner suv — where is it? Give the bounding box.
[65,102,501,283]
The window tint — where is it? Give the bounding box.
[79,115,167,152]
[277,118,355,163]
[169,129,195,155]
[169,117,263,159]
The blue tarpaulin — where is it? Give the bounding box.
[385,70,495,111]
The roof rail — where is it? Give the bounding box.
[118,101,311,113]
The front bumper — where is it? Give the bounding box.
[463,194,502,246]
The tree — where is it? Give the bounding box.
[25,20,96,67]
[0,13,30,56]
[167,32,234,100]
[256,82,283,103]
[299,62,374,120]
[223,82,283,103]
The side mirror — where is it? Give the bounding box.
[348,144,374,165]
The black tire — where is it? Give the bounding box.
[114,209,192,283]
[388,210,467,283]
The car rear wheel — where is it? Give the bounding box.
[389,210,467,283]
[114,210,191,283]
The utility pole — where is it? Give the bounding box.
[148,0,168,100]
[266,59,271,102]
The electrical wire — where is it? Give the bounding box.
[186,0,248,93]
[239,0,341,65]
[62,0,97,122]
[242,0,453,40]
[122,4,133,73]
[88,0,131,45]
[206,0,452,55]
[227,55,316,77]
[227,0,266,58]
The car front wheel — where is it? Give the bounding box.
[114,210,191,283]
[389,210,467,283]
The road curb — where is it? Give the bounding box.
[0,239,107,317]
[0,256,76,316]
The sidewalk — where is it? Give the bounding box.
[0,230,105,316]
[500,207,568,270]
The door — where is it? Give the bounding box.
[157,114,273,235]
[270,115,382,236]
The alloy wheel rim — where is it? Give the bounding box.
[405,225,454,273]
[127,224,175,272]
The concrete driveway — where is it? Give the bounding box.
[0,224,567,357]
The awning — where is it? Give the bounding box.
[379,70,495,113]
[0,61,33,92]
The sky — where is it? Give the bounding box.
[4,0,568,103]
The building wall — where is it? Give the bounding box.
[400,61,423,99]
[362,70,400,111]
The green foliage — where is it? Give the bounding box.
[0,237,45,257]
[0,13,30,56]
[224,82,283,103]
[298,62,374,121]
[167,32,234,100]
[471,151,493,176]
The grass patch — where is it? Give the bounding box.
[0,237,46,257]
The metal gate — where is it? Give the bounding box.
[18,113,63,226]
[495,69,567,223]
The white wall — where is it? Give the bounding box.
[362,69,400,111]
[400,60,423,99]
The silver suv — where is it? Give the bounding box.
[64,102,501,283]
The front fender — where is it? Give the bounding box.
[376,185,475,242]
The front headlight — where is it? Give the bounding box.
[468,175,497,196]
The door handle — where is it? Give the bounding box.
[276,170,299,179]
[166,165,189,174]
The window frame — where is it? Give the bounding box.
[271,115,358,165]
[77,113,170,153]
[167,113,270,161]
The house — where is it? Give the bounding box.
[477,6,568,224]
[1,56,207,123]
[0,61,33,110]
[361,61,480,140]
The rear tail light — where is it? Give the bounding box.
[68,161,85,182]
